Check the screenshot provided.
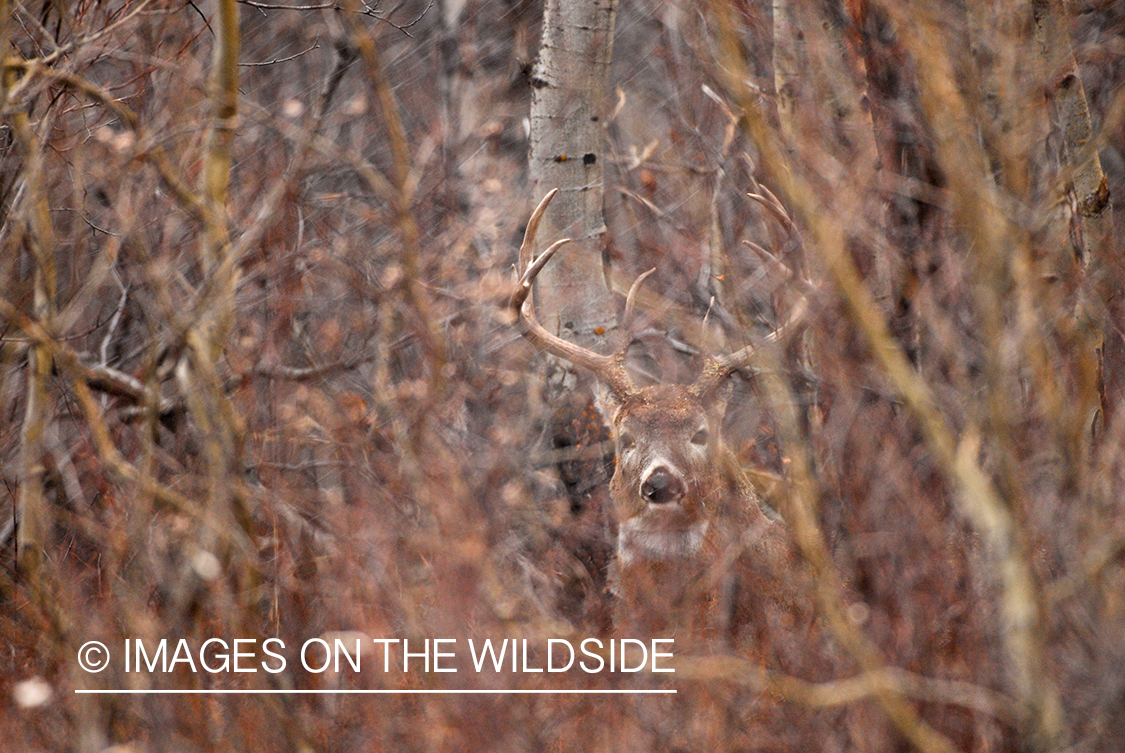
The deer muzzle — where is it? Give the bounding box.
[640,465,687,506]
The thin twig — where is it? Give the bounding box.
[677,655,1021,724]
[240,38,321,67]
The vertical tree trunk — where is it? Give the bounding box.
[527,0,620,632]
[529,0,619,352]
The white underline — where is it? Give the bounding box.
[75,688,676,695]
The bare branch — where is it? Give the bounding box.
[677,655,1021,724]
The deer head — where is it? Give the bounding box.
[510,190,765,632]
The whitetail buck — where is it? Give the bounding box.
[510,190,798,642]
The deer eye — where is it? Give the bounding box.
[618,432,636,451]
[690,428,709,446]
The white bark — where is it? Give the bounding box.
[529,0,619,353]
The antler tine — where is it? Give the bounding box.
[623,267,656,330]
[692,296,811,401]
[747,187,796,235]
[509,191,636,400]
[519,188,559,272]
[713,343,756,375]
[517,237,573,291]
[692,342,756,402]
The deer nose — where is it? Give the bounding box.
[641,466,686,505]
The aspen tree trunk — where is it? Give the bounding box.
[529,0,618,352]
[527,0,619,632]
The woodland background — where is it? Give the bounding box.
[2,0,1125,751]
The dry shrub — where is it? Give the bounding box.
[2,1,1124,752]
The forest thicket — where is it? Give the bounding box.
[2,1,1125,752]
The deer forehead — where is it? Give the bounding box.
[612,385,716,435]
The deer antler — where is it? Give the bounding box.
[692,288,811,401]
[692,343,756,402]
[510,189,636,400]
[692,181,814,401]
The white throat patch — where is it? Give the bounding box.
[617,519,709,566]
